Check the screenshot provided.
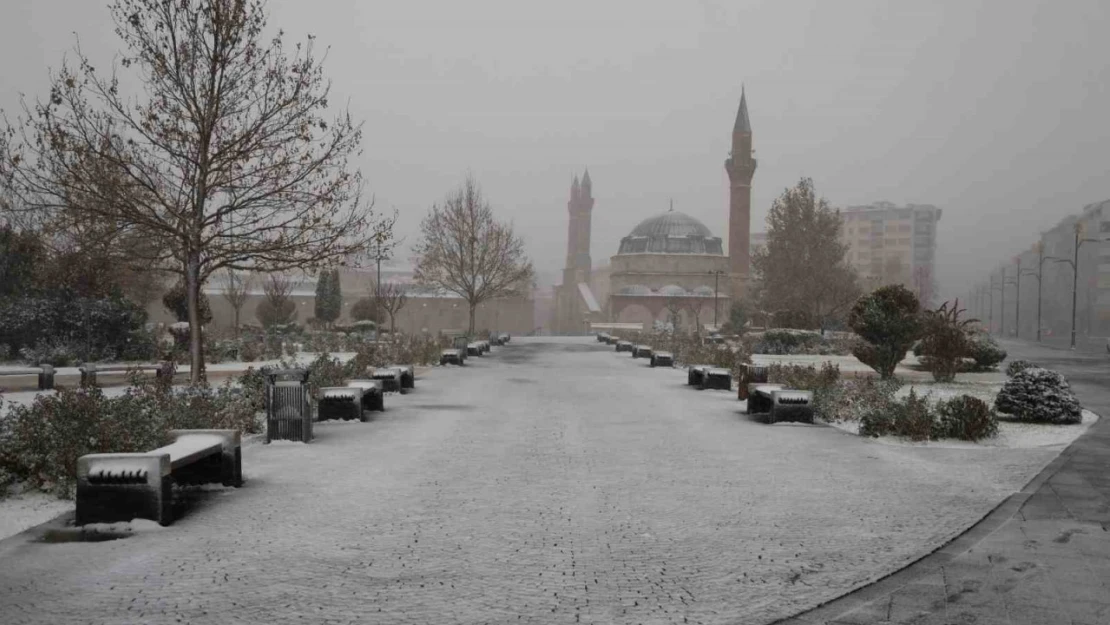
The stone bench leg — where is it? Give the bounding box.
[749,394,772,415]
[170,430,242,487]
[76,453,172,526]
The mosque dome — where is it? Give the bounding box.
[617,209,723,255]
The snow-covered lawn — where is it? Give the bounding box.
[0,492,73,541]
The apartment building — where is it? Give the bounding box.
[839,202,942,298]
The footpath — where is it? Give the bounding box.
[778,339,1110,625]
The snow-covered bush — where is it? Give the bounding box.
[1005,359,1037,378]
[860,388,934,441]
[995,367,1082,424]
[933,395,998,441]
[19,339,84,367]
[0,343,10,362]
[967,332,1006,371]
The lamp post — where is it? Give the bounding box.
[708,270,725,330]
[988,275,997,334]
[999,267,1007,337]
[1011,257,1021,338]
[1048,223,1101,349]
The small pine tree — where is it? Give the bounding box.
[328,268,343,323]
[314,269,332,326]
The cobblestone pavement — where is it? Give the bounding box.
[0,338,1064,625]
[781,339,1110,625]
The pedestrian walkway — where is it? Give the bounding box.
[0,338,1078,624]
[780,339,1110,625]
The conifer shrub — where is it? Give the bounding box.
[995,367,1082,424]
[933,395,998,441]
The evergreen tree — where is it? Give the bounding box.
[314,269,332,325]
[751,177,861,333]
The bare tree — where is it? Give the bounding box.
[683,297,706,337]
[221,269,254,341]
[376,281,408,340]
[0,0,391,382]
[413,176,535,334]
[256,273,296,329]
[664,296,683,333]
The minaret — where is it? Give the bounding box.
[564,169,594,283]
[724,86,756,298]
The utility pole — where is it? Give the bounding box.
[999,267,1006,337]
[1011,256,1022,338]
[988,275,996,334]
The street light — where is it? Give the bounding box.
[708,270,725,330]
[1020,241,1057,343]
[988,274,998,334]
[1047,222,1101,349]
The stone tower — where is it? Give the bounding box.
[563,169,594,286]
[724,87,756,299]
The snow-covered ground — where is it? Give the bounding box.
[0,337,1083,624]
[0,492,74,541]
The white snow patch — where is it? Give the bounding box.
[0,492,74,541]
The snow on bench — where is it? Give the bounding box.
[441,349,464,366]
[348,380,386,412]
[317,387,369,422]
[631,345,654,359]
[371,367,407,393]
[467,343,483,357]
[615,341,633,353]
[385,364,416,389]
[0,365,55,390]
[687,365,709,386]
[700,368,732,391]
[76,429,242,526]
[79,362,173,387]
[746,384,814,424]
[650,352,674,368]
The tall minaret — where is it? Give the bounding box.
[564,169,594,285]
[724,86,756,299]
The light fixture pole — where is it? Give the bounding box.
[988,275,996,334]
[1047,223,1100,349]
[708,270,725,329]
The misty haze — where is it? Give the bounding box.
[1,1,1108,624]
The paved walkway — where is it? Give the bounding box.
[781,339,1110,625]
[0,338,1069,624]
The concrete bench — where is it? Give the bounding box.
[371,367,408,393]
[384,364,415,389]
[0,365,55,390]
[467,343,483,357]
[79,362,174,387]
[489,335,505,346]
[631,345,653,359]
[478,340,491,354]
[747,384,814,424]
[440,348,465,366]
[687,365,709,386]
[737,364,769,400]
[650,351,674,368]
[317,387,370,422]
[605,335,620,345]
[76,429,242,526]
[700,368,732,391]
[499,333,511,343]
[597,332,610,343]
[615,340,633,353]
[348,380,386,413]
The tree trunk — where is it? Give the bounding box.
[185,255,205,385]
[390,312,396,341]
[468,303,477,335]
[233,308,240,342]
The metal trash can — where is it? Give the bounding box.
[265,368,312,443]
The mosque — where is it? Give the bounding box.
[552,89,757,334]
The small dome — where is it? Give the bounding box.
[658,285,686,296]
[692,286,715,297]
[619,284,652,296]
[617,210,724,255]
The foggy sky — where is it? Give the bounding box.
[3,0,1109,300]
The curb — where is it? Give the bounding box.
[771,408,1100,624]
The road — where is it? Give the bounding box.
[0,338,1066,625]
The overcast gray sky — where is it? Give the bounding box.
[3,0,1109,299]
